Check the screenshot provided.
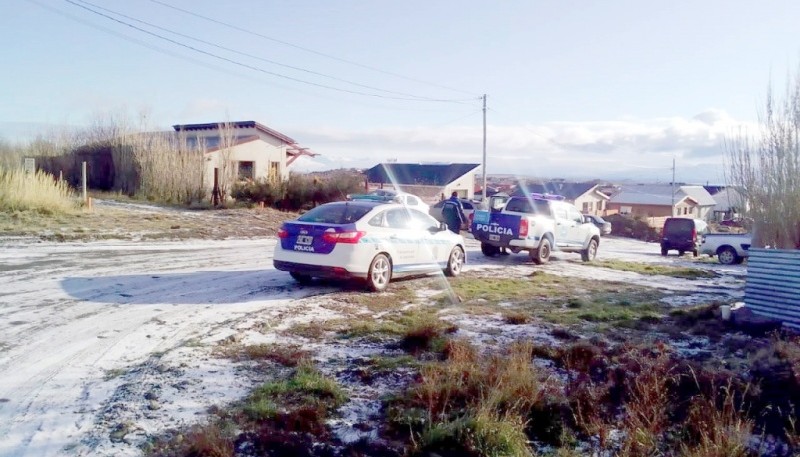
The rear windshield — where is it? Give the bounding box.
[297,203,372,224]
[504,197,552,216]
[663,218,694,235]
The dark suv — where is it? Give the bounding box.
[660,217,708,256]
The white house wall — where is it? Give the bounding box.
[203,140,288,192]
[443,172,477,199]
[573,191,608,216]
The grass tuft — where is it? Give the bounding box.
[0,168,76,214]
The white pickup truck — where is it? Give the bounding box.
[471,194,601,264]
[699,233,751,264]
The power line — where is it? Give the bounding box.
[27,0,257,80]
[147,0,477,97]
[70,0,476,103]
[62,0,478,103]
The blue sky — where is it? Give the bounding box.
[2,0,799,183]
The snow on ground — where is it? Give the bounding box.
[0,235,746,457]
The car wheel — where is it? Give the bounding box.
[366,253,392,292]
[678,250,686,256]
[692,249,698,257]
[660,246,668,256]
[581,238,598,262]
[445,246,464,277]
[717,246,739,265]
[289,272,312,284]
[531,238,551,265]
[481,243,499,257]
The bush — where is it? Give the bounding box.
[0,167,77,214]
[233,171,365,211]
[726,65,800,249]
[605,214,660,241]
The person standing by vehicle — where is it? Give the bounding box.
[442,191,466,234]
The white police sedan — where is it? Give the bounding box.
[273,200,466,291]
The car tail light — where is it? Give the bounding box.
[277,228,288,239]
[323,230,366,244]
[519,219,528,237]
[692,227,697,242]
[468,213,474,224]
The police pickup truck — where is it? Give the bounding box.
[471,194,601,264]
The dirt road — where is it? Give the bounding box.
[0,235,745,456]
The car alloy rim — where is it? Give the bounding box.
[590,242,597,258]
[720,251,734,263]
[451,248,463,272]
[372,257,390,285]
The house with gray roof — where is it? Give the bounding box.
[708,186,748,221]
[511,181,610,216]
[365,163,481,202]
[608,184,717,220]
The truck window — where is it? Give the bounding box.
[505,197,552,216]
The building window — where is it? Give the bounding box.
[238,161,254,180]
[582,202,589,212]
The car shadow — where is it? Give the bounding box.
[60,269,340,305]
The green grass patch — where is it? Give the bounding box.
[241,362,345,421]
[440,272,666,327]
[592,259,718,279]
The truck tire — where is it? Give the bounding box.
[581,238,598,262]
[717,246,739,265]
[531,238,551,265]
[661,246,668,256]
[481,243,500,257]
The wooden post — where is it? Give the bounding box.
[82,161,88,203]
[212,168,220,206]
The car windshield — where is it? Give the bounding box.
[297,203,372,224]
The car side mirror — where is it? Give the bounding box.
[439,222,448,232]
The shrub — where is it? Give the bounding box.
[726,65,800,249]
[605,214,660,241]
[0,168,76,214]
[233,171,364,211]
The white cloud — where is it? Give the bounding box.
[287,110,756,183]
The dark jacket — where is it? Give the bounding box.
[442,197,466,233]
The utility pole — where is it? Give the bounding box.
[671,157,676,217]
[481,94,487,205]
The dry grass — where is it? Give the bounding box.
[390,340,548,456]
[221,343,311,367]
[681,382,754,457]
[0,200,289,240]
[0,168,77,214]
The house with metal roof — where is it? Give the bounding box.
[708,186,748,221]
[365,163,481,202]
[511,181,611,216]
[173,121,317,191]
[608,184,717,220]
